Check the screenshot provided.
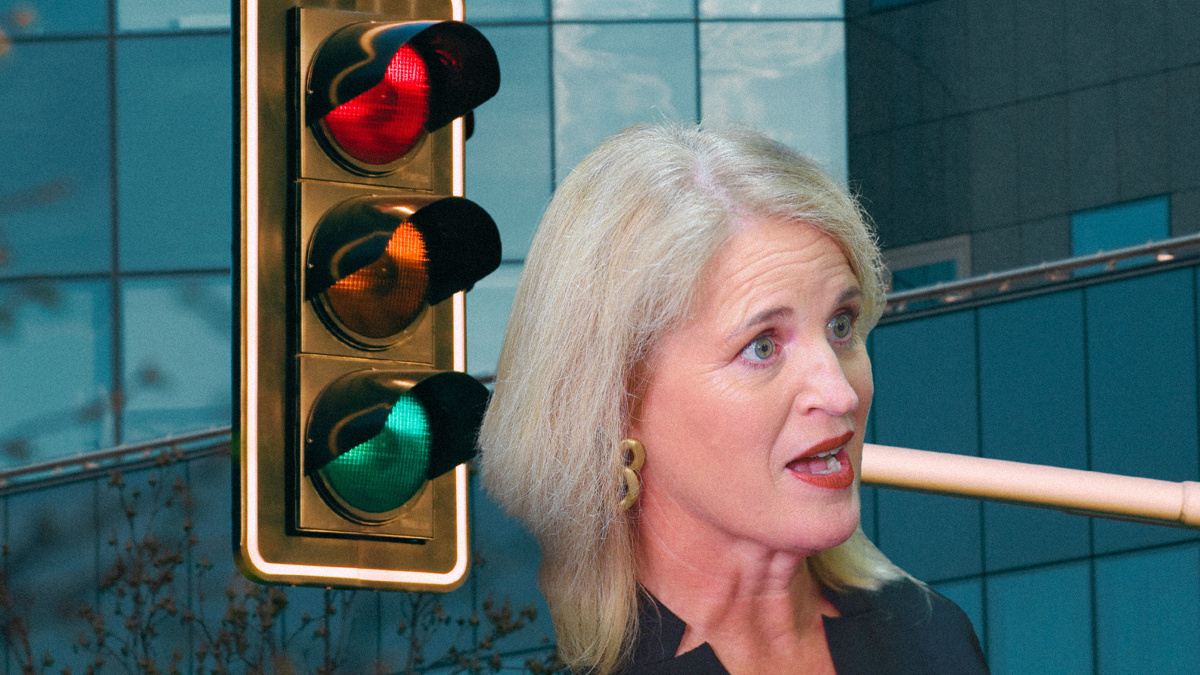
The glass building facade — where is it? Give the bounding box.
[0,0,234,464]
[867,262,1200,673]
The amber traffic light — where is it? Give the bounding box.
[306,196,499,346]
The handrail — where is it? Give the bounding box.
[885,231,1200,314]
[0,426,233,496]
[861,443,1200,529]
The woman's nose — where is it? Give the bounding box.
[794,345,859,417]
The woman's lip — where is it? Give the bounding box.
[791,430,855,463]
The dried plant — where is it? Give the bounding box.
[74,457,191,675]
[0,451,565,675]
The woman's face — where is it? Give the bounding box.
[631,218,872,557]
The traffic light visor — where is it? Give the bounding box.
[307,20,500,174]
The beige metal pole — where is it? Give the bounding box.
[860,443,1200,529]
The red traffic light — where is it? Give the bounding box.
[307,20,500,174]
[323,44,430,165]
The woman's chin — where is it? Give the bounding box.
[777,503,860,557]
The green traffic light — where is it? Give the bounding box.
[319,393,432,514]
[305,370,489,525]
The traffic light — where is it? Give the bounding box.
[236,0,500,591]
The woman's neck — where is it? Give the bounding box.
[636,498,840,675]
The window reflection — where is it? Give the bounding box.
[700,0,842,20]
[121,275,231,444]
[0,40,110,277]
[117,0,230,32]
[701,21,848,179]
[552,0,691,20]
[0,280,113,465]
[116,34,232,272]
[0,0,106,38]
[553,22,697,183]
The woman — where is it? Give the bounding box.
[479,124,988,675]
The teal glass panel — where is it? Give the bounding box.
[979,292,1090,570]
[117,0,231,32]
[467,25,553,260]
[1096,545,1200,674]
[0,280,112,465]
[7,480,101,675]
[890,259,956,290]
[467,0,548,21]
[987,562,1092,675]
[700,0,842,18]
[0,40,110,277]
[552,0,692,20]
[875,490,981,582]
[121,275,231,443]
[1071,195,1169,269]
[1086,269,1198,553]
[117,35,232,272]
[862,335,877,547]
[859,485,877,541]
[871,311,981,581]
[930,577,983,646]
[700,20,847,179]
[553,22,697,183]
[0,0,106,35]
[185,453,240,638]
[872,311,978,456]
[467,262,522,378]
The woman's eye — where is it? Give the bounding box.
[828,314,853,342]
[741,336,776,361]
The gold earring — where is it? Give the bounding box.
[618,439,645,511]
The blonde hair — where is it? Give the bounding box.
[478,123,907,675]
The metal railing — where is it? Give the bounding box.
[885,231,1200,315]
[0,426,232,497]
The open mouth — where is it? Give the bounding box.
[786,431,855,489]
[789,447,845,475]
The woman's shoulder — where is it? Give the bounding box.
[823,578,991,674]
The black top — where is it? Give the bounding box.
[617,580,990,675]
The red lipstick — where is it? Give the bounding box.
[786,431,856,490]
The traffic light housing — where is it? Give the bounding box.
[236,0,499,591]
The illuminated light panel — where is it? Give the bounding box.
[323,45,430,165]
[325,222,429,338]
[320,394,431,514]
